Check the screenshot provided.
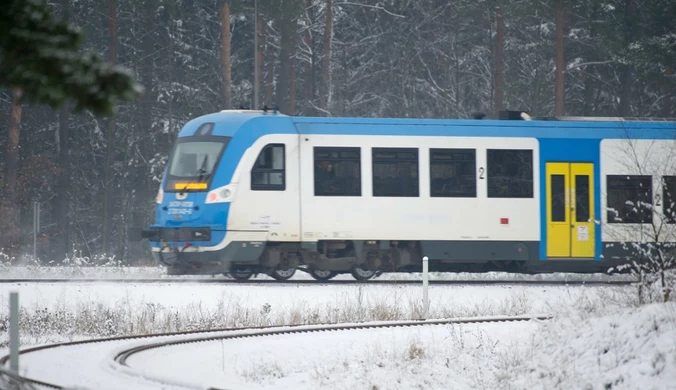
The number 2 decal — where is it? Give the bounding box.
[478,167,485,179]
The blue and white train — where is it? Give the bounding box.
[139,109,676,280]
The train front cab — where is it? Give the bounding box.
[141,111,303,278]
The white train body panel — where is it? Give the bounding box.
[228,133,540,243]
[600,139,676,243]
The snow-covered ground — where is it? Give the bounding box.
[0,262,636,282]
[0,268,672,390]
[126,320,540,390]
[0,280,630,348]
[506,302,676,390]
[8,303,675,390]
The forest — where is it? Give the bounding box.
[0,0,674,264]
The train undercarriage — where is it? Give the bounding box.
[223,239,423,281]
[221,239,542,281]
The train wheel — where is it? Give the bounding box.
[351,266,376,281]
[271,268,296,280]
[309,269,337,281]
[229,266,254,281]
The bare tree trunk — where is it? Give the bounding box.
[619,0,635,116]
[255,10,264,108]
[554,0,565,116]
[0,88,24,256]
[220,0,232,109]
[494,3,505,116]
[318,0,332,114]
[264,21,275,107]
[302,0,315,115]
[276,0,295,114]
[102,0,117,256]
[288,18,298,115]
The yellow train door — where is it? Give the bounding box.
[546,162,595,258]
[570,163,594,257]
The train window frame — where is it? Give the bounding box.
[430,148,477,198]
[313,146,362,196]
[663,176,676,224]
[486,149,534,198]
[372,147,419,197]
[251,143,286,191]
[606,175,652,224]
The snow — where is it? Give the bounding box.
[124,320,540,390]
[0,276,673,390]
[0,263,635,282]
[0,276,630,355]
[8,303,674,390]
[507,302,676,390]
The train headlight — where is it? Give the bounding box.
[205,185,234,204]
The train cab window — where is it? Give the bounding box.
[486,149,533,198]
[430,148,476,197]
[663,176,676,224]
[251,144,285,191]
[372,148,419,197]
[606,175,652,224]
[314,147,361,196]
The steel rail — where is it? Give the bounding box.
[0,278,636,286]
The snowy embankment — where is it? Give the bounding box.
[505,302,676,390]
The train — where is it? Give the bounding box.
[138,109,676,281]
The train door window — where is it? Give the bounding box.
[486,149,533,198]
[551,174,566,222]
[606,175,652,223]
[662,176,676,223]
[575,174,590,222]
[314,147,361,196]
[430,148,476,197]
[372,148,419,197]
[251,144,285,191]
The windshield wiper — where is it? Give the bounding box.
[179,155,209,195]
[196,155,209,182]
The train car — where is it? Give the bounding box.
[139,109,676,281]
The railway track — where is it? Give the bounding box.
[0,277,635,286]
[0,314,551,390]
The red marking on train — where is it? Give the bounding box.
[500,218,509,225]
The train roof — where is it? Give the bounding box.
[177,110,676,141]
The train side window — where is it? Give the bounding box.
[430,148,476,197]
[372,148,419,197]
[314,147,361,196]
[251,144,285,191]
[663,176,676,224]
[486,149,533,198]
[606,175,652,224]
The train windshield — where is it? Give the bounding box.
[165,137,230,192]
